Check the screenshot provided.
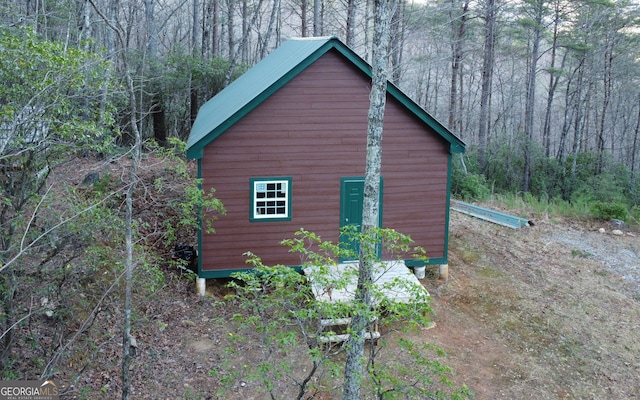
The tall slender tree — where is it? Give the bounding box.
[87,2,143,398]
[389,0,405,85]
[448,0,470,136]
[522,0,547,192]
[346,0,358,47]
[314,0,321,35]
[342,0,395,398]
[632,92,640,177]
[541,0,565,158]
[478,0,496,172]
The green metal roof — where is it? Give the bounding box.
[186,36,466,159]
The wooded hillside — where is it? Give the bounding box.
[1,0,640,397]
[3,0,640,203]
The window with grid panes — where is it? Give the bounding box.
[251,178,291,221]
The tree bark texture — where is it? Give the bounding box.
[522,0,543,193]
[448,0,469,135]
[342,0,393,398]
[477,0,495,172]
[313,0,321,35]
[346,0,358,47]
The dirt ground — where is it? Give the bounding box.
[38,157,640,399]
[423,212,640,399]
[61,211,638,399]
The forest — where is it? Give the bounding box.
[1,0,640,397]
[3,0,640,211]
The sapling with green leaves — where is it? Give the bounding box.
[225,227,471,399]
[148,138,226,247]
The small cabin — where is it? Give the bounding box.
[187,36,465,293]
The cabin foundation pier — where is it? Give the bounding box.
[196,278,207,296]
[439,264,449,280]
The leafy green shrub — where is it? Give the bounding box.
[223,228,471,399]
[484,138,525,193]
[589,201,627,221]
[452,172,490,201]
[627,205,640,227]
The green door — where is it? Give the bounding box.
[339,177,383,261]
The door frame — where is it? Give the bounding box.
[339,176,384,262]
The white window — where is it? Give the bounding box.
[251,178,291,221]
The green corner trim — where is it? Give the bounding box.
[405,257,446,267]
[196,159,204,276]
[199,266,303,279]
[442,154,453,266]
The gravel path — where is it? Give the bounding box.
[549,227,640,294]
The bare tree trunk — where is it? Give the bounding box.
[203,0,213,57]
[228,0,236,59]
[346,0,358,47]
[86,3,142,397]
[260,0,280,58]
[145,0,157,55]
[122,73,141,400]
[145,0,167,146]
[557,59,582,170]
[313,0,321,36]
[301,0,308,36]
[477,0,495,172]
[632,93,640,177]
[364,0,372,60]
[570,69,591,190]
[213,0,220,56]
[223,0,266,87]
[542,0,563,158]
[193,0,201,55]
[242,0,248,63]
[342,0,394,398]
[389,0,405,85]
[448,0,469,135]
[522,0,544,193]
[597,40,613,173]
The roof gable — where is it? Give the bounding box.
[187,36,465,159]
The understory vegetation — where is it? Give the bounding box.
[451,146,640,226]
[1,146,637,397]
[221,228,471,398]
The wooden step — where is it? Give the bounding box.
[319,316,378,327]
[317,331,381,344]
[320,318,351,327]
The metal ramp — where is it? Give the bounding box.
[451,200,530,229]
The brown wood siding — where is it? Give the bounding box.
[200,50,450,272]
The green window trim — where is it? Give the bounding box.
[250,177,292,222]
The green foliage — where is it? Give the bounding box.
[0,26,117,268]
[224,228,468,399]
[368,338,473,399]
[0,27,116,155]
[483,139,526,193]
[589,201,628,221]
[452,171,491,202]
[630,206,640,227]
[467,139,639,223]
[128,49,248,140]
[451,148,490,202]
[148,138,225,245]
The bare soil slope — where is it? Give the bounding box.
[96,210,637,400]
[421,211,640,399]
